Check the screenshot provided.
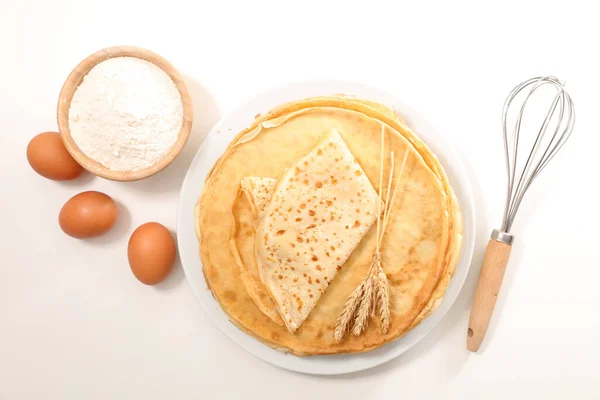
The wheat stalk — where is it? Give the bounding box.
[380,150,408,242]
[333,123,408,342]
[376,264,391,333]
[333,279,366,341]
[352,273,375,336]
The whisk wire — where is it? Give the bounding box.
[500,76,575,233]
[506,88,561,229]
[533,93,575,178]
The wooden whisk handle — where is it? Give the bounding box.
[467,236,513,352]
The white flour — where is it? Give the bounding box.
[68,57,184,172]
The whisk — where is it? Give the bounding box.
[467,76,575,352]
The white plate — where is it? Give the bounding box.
[177,81,475,375]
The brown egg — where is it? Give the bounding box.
[59,191,118,238]
[128,222,176,285]
[27,132,83,180]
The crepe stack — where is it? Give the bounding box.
[196,96,462,355]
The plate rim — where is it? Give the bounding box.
[177,80,476,375]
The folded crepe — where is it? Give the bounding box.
[236,177,283,325]
[253,130,381,333]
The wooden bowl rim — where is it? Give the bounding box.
[57,46,193,181]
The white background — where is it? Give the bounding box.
[1,0,598,399]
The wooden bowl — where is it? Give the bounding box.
[57,46,193,181]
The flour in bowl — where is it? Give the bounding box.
[68,57,184,172]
